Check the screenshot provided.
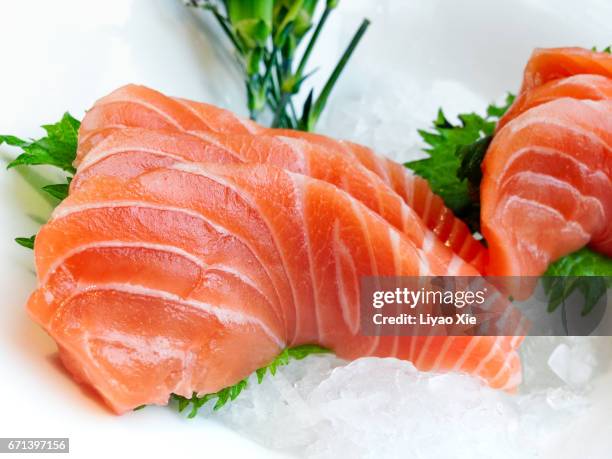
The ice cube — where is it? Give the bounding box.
[547,342,596,388]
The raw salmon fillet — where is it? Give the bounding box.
[498,74,612,130]
[29,162,522,413]
[482,47,612,279]
[481,98,612,277]
[71,128,479,276]
[77,85,487,270]
[499,48,612,130]
[519,47,612,93]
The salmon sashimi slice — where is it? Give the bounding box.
[71,128,480,276]
[481,98,612,279]
[77,84,260,164]
[267,129,488,271]
[29,163,522,412]
[520,47,612,93]
[73,128,243,185]
[77,85,487,271]
[498,74,612,131]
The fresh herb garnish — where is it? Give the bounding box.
[456,135,493,192]
[1,113,80,247]
[41,177,72,201]
[405,94,514,231]
[4,113,79,173]
[171,344,330,418]
[543,248,612,316]
[591,45,611,53]
[545,247,612,278]
[187,0,369,130]
[15,235,36,250]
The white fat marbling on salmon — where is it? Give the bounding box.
[275,136,310,173]
[374,156,393,186]
[500,195,591,240]
[399,199,412,232]
[166,94,260,134]
[172,97,220,131]
[417,253,430,279]
[548,74,612,94]
[185,129,246,154]
[50,200,284,310]
[62,282,285,348]
[96,332,186,367]
[503,170,606,218]
[414,335,434,369]
[499,145,610,185]
[97,97,184,130]
[450,336,482,372]
[40,240,269,302]
[77,123,130,154]
[53,201,230,236]
[472,336,503,378]
[43,289,54,303]
[402,170,416,208]
[79,145,186,171]
[79,131,244,171]
[347,199,381,356]
[430,337,456,371]
[286,172,318,346]
[506,110,612,151]
[488,347,521,388]
[446,255,464,276]
[388,228,402,275]
[498,369,523,392]
[333,220,361,335]
[582,98,612,114]
[350,197,385,279]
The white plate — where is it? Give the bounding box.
[0,1,610,458]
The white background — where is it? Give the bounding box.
[0,1,611,458]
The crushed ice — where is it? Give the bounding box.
[211,338,611,458]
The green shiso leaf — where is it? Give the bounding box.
[15,235,36,250]
[543,248,612,316]
[42,177,72,201]
[545,248,612,277]
[171,344,330,417]
[2,114,80,247]
[404,93,514,231]
[5,112,79,174]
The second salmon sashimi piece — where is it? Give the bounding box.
[497,74,612,131]
[481,97,612,278]
[72,128,480,275]
[29,162,522,413]
[77,85,487,271]
[519,47,612,93]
